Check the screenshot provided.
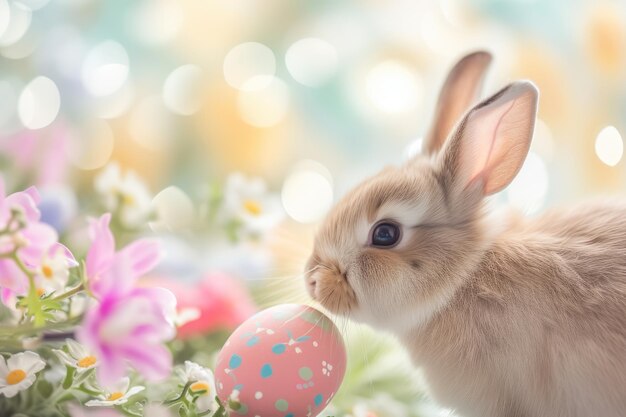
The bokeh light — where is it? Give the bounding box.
[18,76,60,130]
[162,65,204,116]
[531,119,554,161]
[81,41,130,97]
[151,186,195,232]
[223,42,276,91]
[366,60,422,114]
[595,125,623,167]
[403,137,424,161]
[285,38,338,87]
[93,83,135,119]
[1,30,36,59]
[131,0,183,46]
[237,76,289,128]
[507,152,549,215]
[14,0,50,11]
[0,0,10,39]
[0,2,31,47]
[281,160,333,224]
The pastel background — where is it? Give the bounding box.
[1,0,626,416]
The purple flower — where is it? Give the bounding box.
[78,214,176,385]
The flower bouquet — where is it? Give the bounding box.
[0,174,250,416]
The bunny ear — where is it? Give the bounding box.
[423,51,492,155]
[439,81,539,197]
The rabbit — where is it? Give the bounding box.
[304,51,626,417]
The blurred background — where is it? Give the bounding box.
[1,0,626,415]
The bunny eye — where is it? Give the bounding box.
[371,222,401,247]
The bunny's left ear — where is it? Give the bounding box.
[423,51,493,156]
[439,81,539,197]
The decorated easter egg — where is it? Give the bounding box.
[215,304,346,417]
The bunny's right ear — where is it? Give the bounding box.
[438,81,539,198]
[423,51,492,155]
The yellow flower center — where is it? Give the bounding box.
[41,265,54,279]
[6,369,26,385]
[107,392,124,401]
[36,288,46,297]
[190,381,211,395]
[122,194,135,206]
[243,199,262,216]
[77,356,97,368]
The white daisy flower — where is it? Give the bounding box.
[35,249,77,295]
[95,162,153,228]
[0,351,46,398]
[221,172,283,238]
[181,361,217,412]
[85,377,145,407]
[53,339,98,373]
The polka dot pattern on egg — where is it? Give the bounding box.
[215,304,346,417]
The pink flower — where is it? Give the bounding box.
[78,214,176,385]
[0,126,70,187]
[86,214,161,298]
[143,273,256,339]
[77,284,176,385]
[0,180,40,225]
[0,178,76,298]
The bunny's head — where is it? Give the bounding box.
[305,51,539,332]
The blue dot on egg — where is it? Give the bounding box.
[272,343,286,354]
[229,354,242,369]
[261,363,273,378]
[314,394,323,406]
[247,336,260,346]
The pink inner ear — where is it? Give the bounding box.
[458,82,538,196]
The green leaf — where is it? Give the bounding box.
[228,399,241,411]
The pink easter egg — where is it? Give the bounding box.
[215,304,346,417]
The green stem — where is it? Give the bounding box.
[62,366,75,389]
[0,315,82,337]
[211,398,228,417]
[0,211,20,235]
[47,382,73,405]
[51,284,84,302]
[11,252,32,281]
[11,253,46,327]
[164,381,193,405]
